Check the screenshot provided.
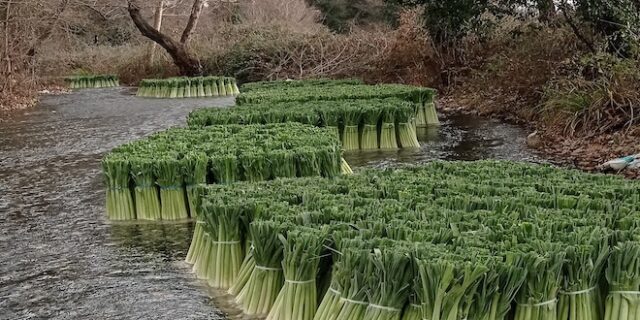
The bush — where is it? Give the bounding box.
[540,53,640,135]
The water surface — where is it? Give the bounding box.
[0,88,233,320]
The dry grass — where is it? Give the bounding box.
[540,55,640,136]
[445,21,583,121]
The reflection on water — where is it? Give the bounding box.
[344,113,544,168]
[0,87,544,320]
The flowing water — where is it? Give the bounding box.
[0,88,542,320]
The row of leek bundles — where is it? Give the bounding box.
[136,76,240,98]
[192,163,640,319]
[102,123,346,221]
[64,75,119,89]
[187,98,420,150]
[241,79,364,92]
[235,83,439,126]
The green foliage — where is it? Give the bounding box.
[384,0,508,43]
[306,0,389,32]
[575,0,640,57]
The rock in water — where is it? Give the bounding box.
[527,131,541,148]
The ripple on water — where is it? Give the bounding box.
[0,88,233,320]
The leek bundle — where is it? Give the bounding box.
[467,254,528,320]
[424,102,440,126]
[218,78,227,96]
[321,108,341,141]
[360,107,380,150]
[184,174,207,264]
[210,153,239,184]
[341,158,353,175]
[604,241,640,320]
[557,229,609,320]
[363,246,413,320]
[156,156,189,220]
[341,106,361,151]
[236,220,286,315]
[184,152,208,218]
[379,107,398,149]
[204,202,244,289]
[333,247,372,320]
[102,155,135,220]
[416,251,489,320]
[267,228,326,320]
[395,105,420,148]
[513,243,565,320]
[130,158,161,220]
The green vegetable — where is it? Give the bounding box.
[136,76,238,98]
[65,75,119,89]
[267,227,326,320]
[102,155,135,220]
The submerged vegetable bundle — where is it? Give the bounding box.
[101,123,348,221]
[136,76,240,98]
[235,82,439,127]
[187,98,420,150]
[187,161,640,320]
[64,75,119,89]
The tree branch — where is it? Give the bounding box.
[180,0,205,44]
[559,0,596,54]
[25,0,70,58]
[128,0,178,54]
[127,0,203,75]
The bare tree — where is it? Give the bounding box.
[1,0,70,93]
[127,0,205,76]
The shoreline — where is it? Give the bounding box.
[439,96,640,179]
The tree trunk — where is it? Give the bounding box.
[148,0,164,65]
[180,0,206,44]
[3,0,12,93]
[128,0,203,76]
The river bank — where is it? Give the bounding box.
[440,96,640,179]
